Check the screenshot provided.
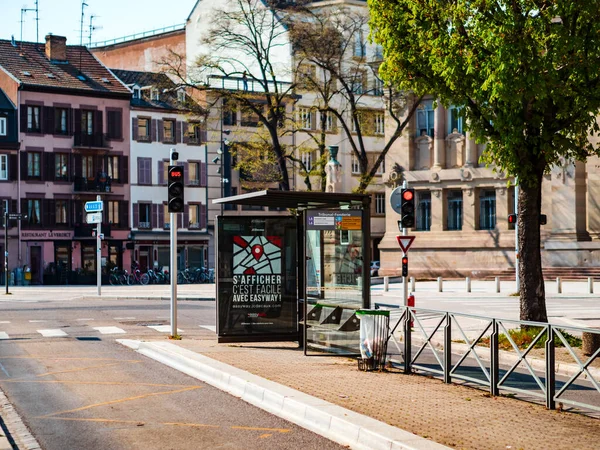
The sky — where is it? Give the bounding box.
[0,0,197,46]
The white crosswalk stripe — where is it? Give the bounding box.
[38,329,68,337]
[147,325,183,333]
[199,325,216,332]
[0,332,9,339]
[93,326,126,335]
[0,321,10,324]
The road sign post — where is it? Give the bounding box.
[86,198,104,296]
[4,212,27,295]
[169,148,179,338]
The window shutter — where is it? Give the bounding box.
[200,204,206,229]
[183,205,189,229]
[120,156,128,184]
[73,109,82,135]
[176,121,182,144]
[183,162,189,184]
[201,128,207,144]
[158,203,164,228]
[43,106,54,134]
[115,110,123,139]
[46,199,56,227]
[311,110,316,130]
[151,119,157,142]
[20,107,27,132]
[20,199,27,225]
[67,107,73,135]
[146,159,152,185]
[20,152,27,180]
[65,200,72,227]
[200,162,207,187]
[158,120,164,142]
[120,201,129,229]
[151,204,158,229]
[45,152,54,181]
[95,110,103,135]
[182,122,189,144]
[133,203,139,228]
[9,154,17,181]
[73,154,82,178]
[158,160,165,185]
[132,117,138,140]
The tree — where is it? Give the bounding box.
[369,0,600,321]
[161,0,299,190]
[288,6,423,193]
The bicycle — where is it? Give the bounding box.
[128,267,149,285]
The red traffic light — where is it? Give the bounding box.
[402,256,408,265]
[508,214,517,224]
[402,190,414,201]
[169,166,183,178]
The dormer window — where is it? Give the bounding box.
[151,88,160,101]
[177,89,185,103]
[133,87,141,99]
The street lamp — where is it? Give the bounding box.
[217,130,231,215]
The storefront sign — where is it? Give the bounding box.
[306,209,362,231]
[20,230,74,240]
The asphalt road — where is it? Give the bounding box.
[0,297,342,450]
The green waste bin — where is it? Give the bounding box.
[356,309,390,371]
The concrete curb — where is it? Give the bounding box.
[0,388,41,450]
[117,339,449,450]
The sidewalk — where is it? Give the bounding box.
[121,335,600,450]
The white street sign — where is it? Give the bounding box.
[86,212,102,224]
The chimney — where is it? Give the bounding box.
[45,34,67,62]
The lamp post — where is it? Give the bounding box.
[215,130,231,216]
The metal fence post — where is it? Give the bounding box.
[466,276,471,293]
[490,319,499,396]
[495,276,500,293]
[438,276,443,292]
[589,277,594,294]
[410,276,415,292]
[556,277,562,294]
[404,307,412,374]
[546,325,556,410]
[444,312,451,384]
[384,276,389,292]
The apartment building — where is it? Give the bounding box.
[0,35,132,284]
[111,69,209,271]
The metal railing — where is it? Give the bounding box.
[376,304,600,413]
[74,132,110,148]
[89,24,186,48]
[206,75,292,94]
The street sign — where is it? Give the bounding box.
[86,212,102,224]
[390,186,404,215]
[7,213,27,220]
[396,235,415,254]
[85,201,103,213]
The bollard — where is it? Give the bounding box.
[410,276,415,292]
[384,276,389,292]
[589,277,594,294]
[466,276,471,293]
[438,276,443,292]
[495,276,500,293]
[556,277,562,294]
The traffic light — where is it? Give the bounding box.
[168,165,184,213]
[540,214,547,225]
[401,256,408,277]
[400,188,415,228]
[508,214,517,224]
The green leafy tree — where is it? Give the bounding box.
[369,0,600,321]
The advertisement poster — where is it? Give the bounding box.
[217,216,297,343]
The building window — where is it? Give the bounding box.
[133,86,141,99]
[376,156,385,175]
[296,64,316,91]
[417,191,431,231]
[107,201,119,225]
[137,157,152,185]
[241,106,260,127]
[177,89,186,103]
[0,117,7,136]
[351,155,360,174]
[188,162,200,185]
[55,200,68,224]
[27,105,41,132]
[479,190,496,230]
[375,193,385,215]
[299,108,313,130]
[82,155,94,178]
[106,156,119,182]
[351,70,367,94]
[27,152,41,178]
[323,112,336,132]
[151,88,160,101]
[374,44,383,60]
[163,119,175,143]
[137,118,150,141]
[416,100,435,138]
[301,150,314,172]
[187,122,202,144]
[447,190,463,231]
[353,31,366,58]
[163,203,170,228]
[448,106,464,134]
[54,108,68,134]
[0,155,7,180]
[188,204,200,229]
[28,199,41,225]
[55,153,69,181]
[138,203,151,229]
[223,100,237,126]
[375,112,385,135]
[81,110,94,135]
[373,77,384,96]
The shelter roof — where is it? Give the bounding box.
[213,189,370,210]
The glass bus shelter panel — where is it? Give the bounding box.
[216,216,298,343]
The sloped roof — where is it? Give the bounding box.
[0,88,15,110]
[0,39,131,97]
[111,68,188,111]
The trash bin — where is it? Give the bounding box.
[356,309,390,371]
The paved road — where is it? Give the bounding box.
[0,298,341,450]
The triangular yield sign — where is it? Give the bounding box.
[396,235,415,254]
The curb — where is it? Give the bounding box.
[0,388,41,450]
[117,339,449,450]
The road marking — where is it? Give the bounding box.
[0,361,9,377]
[0,321,10,324]
[93,326,126,334]
[4,379,194,388]
[259,434,273,439]
[38,329,67,337]
[148,325,183,333]
[37,361,141,378]
[231,426,291,433]
[76,318,94,321]
[30,320,47,323]
[163,422,220,429]
[41,386,202,417]
[0,332,8,340]
[113,317,136,320]
[199,325,216,332]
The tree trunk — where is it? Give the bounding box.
[518,172,548,322]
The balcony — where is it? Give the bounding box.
[74,132,110,149]
[138,222,151,230]
[73,176,112,193]
[74,223,112,238]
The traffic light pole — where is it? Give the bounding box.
[96,195,102,297]
[169,149,180,338]
[514,180,519,293]
[402,181,408,307]
[4,212,9,295]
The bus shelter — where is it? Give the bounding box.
[213,189,371,356]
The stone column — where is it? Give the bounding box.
[430,189,445,231]
[432,102,446,170]
[550,160,590,241]
[495,187,510,231]
[465,131,477,168]
[462,188,476,230]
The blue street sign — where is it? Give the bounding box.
[85,201,103,213]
